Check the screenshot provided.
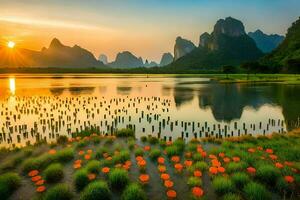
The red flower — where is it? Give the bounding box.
[284,176,294,183]
[247,167,256,174]
[192,187,204,197]
[275,162,284,169]
[265,148,273,154]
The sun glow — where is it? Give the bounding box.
[9,78,16,95]
[8,41,15,48]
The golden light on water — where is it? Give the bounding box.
[7,41,15,48]
[9,78,16,94]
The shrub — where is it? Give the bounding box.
[134,148,144,157]
[74,169,90,191]
[192,161,208,171]
[159,140,166,148]
[92,137,101,144]
[165,146,179,157]
[140,136,147,143]
[222,193,242,200]
[226,162,246,174]
[44,163,64,183]
[80,181,111,200]
[243,182,270,200]
[115,128,135,137]
[127,139,136,150]
[86,160,101,173]
[148,136,159,145]
[76,141,88,149]
[121,183,147,200]
[95,147,109,159]
[256,164,280,185]
[187,177,202,188]
[54,148,74,162]
[44,184,73,200]
[57,135,68,144]
[113,150,130,164]
[0,172,21,199]
[149,149,161,160]
[231,172,250,189]
[173,139,185,151]
[212,176,235,196]
[21,154,52,173]
[192,153,203,161]
[109,168,129,190]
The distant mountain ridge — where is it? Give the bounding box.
[108,51,144,68]
[0,38,105,68]
[159,53,173,66]
[174,37,196,60]
[167,17,264,69]
[248,30,284,53]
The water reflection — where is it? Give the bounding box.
[9,78,15,95]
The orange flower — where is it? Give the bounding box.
[185,152,192,158]
[138,159,147,168]
[232,157,240,162]
[194,170,202,177]
[139,174,150,183]
[184,160,193,167]
[36,186,46,193]
[35,179,45,186]
[218,152,225,158]
[211,159,221,167]
[248,148,255,153]
[84,154,91,160]
[73,163,82,169]
[31,175,42,182]
[257,146,263,151]
[284,176,294,183]
[201,151,207,158]
[174,163,183,172]
[136,156,144,162]
[284,161,293,167]
[265,148,273,154]
[164,180,174,188]
[78,150,85,155]
[223,157,231,163]
[171,156,180,163]
[161,173,170,181]
[87,149,93,154]
[28,170,39,177]
[217,167,225,173]
[114,150,120,155]
[158,165,167,173]
[209,154,217,159]
[125,160,132,167]
[158,157,165,164]
[123,164,130,171]
[88,173,96,181]
[192,187,204,197]
[269,154,277,160]
[247,167,256,174]
[74,159,82,164]
[103,152,109,158]
[144,145,151,151]
[209,167,218,175]
[166,141,173,146]
[166,190,177,198]
[115,163,122,168]
[102,167,110,174]
[275,162,284,169]
[48,149,56,155]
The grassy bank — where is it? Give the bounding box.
[0,129,299,199]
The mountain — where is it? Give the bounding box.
[248,30,284,53]
[262,17,300,70]
[174,37,196,60]
[98,54,108,64]
[0,38,105,68]
[159,53,174,66]
[108,51,144,68]
[144,60,158,68]
[168,17,264,70]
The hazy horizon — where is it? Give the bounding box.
[0,0,299,62]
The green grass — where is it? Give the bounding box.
[165,146,180,157]
[109,168,129,190]
[212,176,235,196]
[86,160,101,173]
[121,183,147,200]
[44,163,64,183]
[80,181,112,200]
[115,128,135,138]
[134,148,144,157]
[44,184,73,200]
[0,172,21,199]
[225,162,246,174]
[243,182,270,200]
[74,168,90,191]
[231,172,250,189]
[256,164,280,185]
[187,177,202,187]
[190,161,208,172]
[112,150,130,164]
[222,193,242,200]
[149,148,161,160]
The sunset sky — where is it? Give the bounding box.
[0,0,299,62]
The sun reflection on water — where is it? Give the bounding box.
[9,78,16,95]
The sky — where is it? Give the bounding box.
[0,0,299,62]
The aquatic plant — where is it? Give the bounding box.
[44,163,64,183]
[74,168,90,191]
[212,176,235,196]
[243,182,270,200]
[80,181,112,200]
[121,183,147,200]
[0,172,21,199]
[44,184,73,200]
[109,168,129,190]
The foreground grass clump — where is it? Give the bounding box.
[187,177,202,187]
[113,150,130,164]
[0,172,21,199]
[165,146,180,157]
[44,183,73,200]
[121,183,147,200]
[86,160,101,173]
[231,172,250,189]
[212,176,235,196]
[21,154,51,173]
[74,169,90,191]
[44,163,64,183]
[80,181,111,200]
[222,193,242,200]
[243,182,270,200]
[256,164,280,185]
[149,148,161,160]
[115,128,135,137]
[53,148,74,162]
[109,168,129,190]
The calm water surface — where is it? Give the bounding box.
[0,74,299,148]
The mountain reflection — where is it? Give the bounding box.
[69,87,95,95]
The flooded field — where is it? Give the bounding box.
[0,74,300,148]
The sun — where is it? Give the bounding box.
[7,41,15,48]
